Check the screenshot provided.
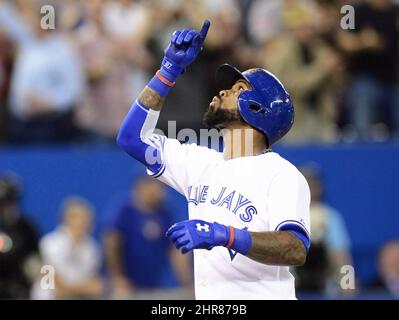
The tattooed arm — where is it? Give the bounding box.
[138,86,165,112]
[248,231,307,266]
[166,219,310,266]
[117,21,210,168]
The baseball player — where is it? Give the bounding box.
[117,20,311,300]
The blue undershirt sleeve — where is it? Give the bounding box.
[116,99,166,177]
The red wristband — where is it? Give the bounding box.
[226,226,235,249]
[156,70,175,87]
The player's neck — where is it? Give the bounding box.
[221,125,267,160]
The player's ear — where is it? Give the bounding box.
[243,80,252,90]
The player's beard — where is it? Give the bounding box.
[203,106,246,129]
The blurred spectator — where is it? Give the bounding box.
[263,0,344,144]
[339,0,399,140]
[0,30,14,143]
[0,1,85,143]
[295,165,353,295]
[74,0,153,140]
[246,0,283,46]
[314,0,350,137]
[78,0,152,139]
[31,197,103,299]
[103,176,192,298]
[102,0,151,42]
[0,172,40,299]
[376,240,399,297]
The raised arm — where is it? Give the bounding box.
[0,2,34,47]
[116,20,210,174]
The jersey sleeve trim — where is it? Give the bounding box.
[276,220,311,253]
[287,230,311,254]
[275,220,311,241]
[147,163,166,178]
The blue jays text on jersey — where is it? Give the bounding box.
[187,185,258,223]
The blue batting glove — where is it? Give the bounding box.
[160,20,210,83]
[166,219,252,255]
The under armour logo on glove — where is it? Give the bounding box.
[166,219,230,254]
[196,223,210,232]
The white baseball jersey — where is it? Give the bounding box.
[147,135,311,300]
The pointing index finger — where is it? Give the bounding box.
[199,20,211,40]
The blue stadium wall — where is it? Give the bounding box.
[1,143,398,286]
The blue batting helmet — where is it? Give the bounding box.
[215,64,294,146]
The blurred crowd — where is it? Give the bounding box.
[1,173,194,299]
[0,0,399,144]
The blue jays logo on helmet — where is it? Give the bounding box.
[215,64,294,146]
